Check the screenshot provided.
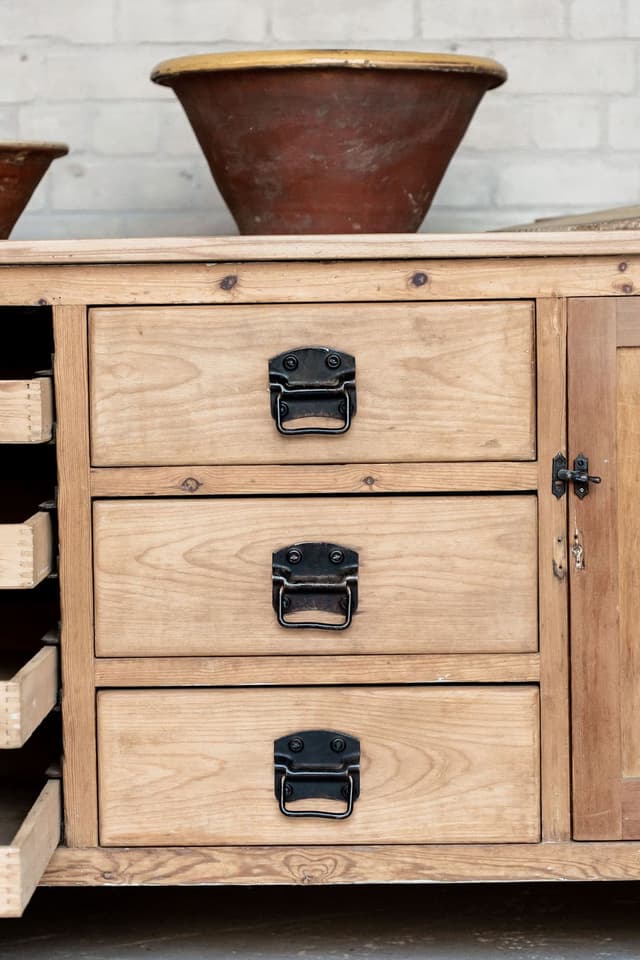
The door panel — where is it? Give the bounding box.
[569,297,640,840]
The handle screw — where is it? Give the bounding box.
[329,549,344,564]
[331,737,347,753]
[279,401,289,417]
[284,782,294,798]
[341,784,350,799]
[281,595,291,610]
[287,548,302,565]
[283,354,298,371]
[326,353,341,369]
[288,737,304,753]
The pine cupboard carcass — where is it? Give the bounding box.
[1,232,640,916]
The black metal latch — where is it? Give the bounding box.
[269,346,356,435]
[274,730,360,819]
[272,542,358,630]
[552,452,602,499]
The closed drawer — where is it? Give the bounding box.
[94,495,538,657]
[0,378,53,444]
[98,686,540,845]
[0,509,53,590]
[89,301,535,466]
[0,781,60,917]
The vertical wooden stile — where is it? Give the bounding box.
[536,298,571,840]
[53,304,97,846]
[568,298,622,840]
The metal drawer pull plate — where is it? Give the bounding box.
[272,541,359,630]
[274,729,361,819]
[268,346,356,435]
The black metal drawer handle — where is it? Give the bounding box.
[269,347,356,435]
[272,542,359,630]
[274,730,360,819]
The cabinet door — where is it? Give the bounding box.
[569,297,640,839]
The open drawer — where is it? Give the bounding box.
[0,510,53,590]
[0,781,61,917]
[0,378,53,444]
[0,641,58,749]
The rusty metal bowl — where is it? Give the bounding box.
[151,49,506,235]
[0,142,68,238]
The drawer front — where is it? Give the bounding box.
[94,495,538,657]
[89,301,535,466]
[98,686,540,846]
[0,781,60,917]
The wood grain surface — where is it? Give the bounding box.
[53,305,97,847]
[622,779,640,839]
[43,839,640,885]
[0,257,637,306]
[618,347,640,780]
[535,298,570,841]
[90,301,535,467]
[93,496,538,657]
[89,461,539,497]
[97,686,540,846]
[0,781,60,917]
[0,646,58,749]
[568,299,622,840]
[94,653,541,687]
[0,379,52,443]
[2,232,640,263]
[0,511,52,589]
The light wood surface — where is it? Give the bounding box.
[0,258,637,306]
[97,687,540,846]
[536,298,571,841]
[53,305,97,848]
[618,347,640,780]
[0,781,60,917]
[0,378,53,443]
[616,297,640,345]
[90,462,539,497]
[568,298,622,840]
[0,646,58,749]
[622,780,640,839]
[43,840,640,885]
[94,496,538,657]
[89,301,535,466]
[2,233,640,264]
[0,510,52,589]
[94,653,541,687]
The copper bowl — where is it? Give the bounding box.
[151,49,506,234]
[0,142,68,238]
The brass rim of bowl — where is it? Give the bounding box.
[151,49,507,88]
[0,141,69,158]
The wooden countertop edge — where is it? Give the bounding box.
[2,231,640,264]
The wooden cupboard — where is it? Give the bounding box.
[2,232,640,914]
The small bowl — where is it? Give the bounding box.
[0,141,69,239]
[151,49,506,234]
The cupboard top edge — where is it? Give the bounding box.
[3,231,640,264]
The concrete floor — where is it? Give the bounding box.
[1,883,640,959]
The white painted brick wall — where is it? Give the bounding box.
[3,0,640,238]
